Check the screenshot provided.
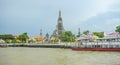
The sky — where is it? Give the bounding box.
[0,0,120,36]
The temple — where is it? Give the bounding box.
[51,10,65,40]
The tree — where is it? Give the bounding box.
[115,25,120,34]
[93,32,104,38]
[93,35,99,41]
[12,39,21,43]
[18,33,29,43]
[76,35,80,37]
[6,39,12,43]
[61,31,75,42]
[83,30,90,35]
[0,34,14,40]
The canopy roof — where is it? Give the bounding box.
[76,32,120,41]
[104,32,120,39]
[76,34,94,40]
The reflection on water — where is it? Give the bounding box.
[0,47,120,65]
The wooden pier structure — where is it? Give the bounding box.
[0,43,72,48]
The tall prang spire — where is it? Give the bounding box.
[58,10,62,21]
[51,10,65,40]
[59,10,61,17]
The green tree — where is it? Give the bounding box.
[12,39,17,43]
[115,25,120,34]
[76,35,80,37]
[11,39,21,43]
[61,31,75,42]
[18,33,29,43]
[83,30,90,35]
[0,34,14,40]
[6,39,12,43]
[93,32,104,38]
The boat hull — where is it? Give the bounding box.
[72,48,120,51]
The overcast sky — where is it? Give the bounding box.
[0,0,120,36]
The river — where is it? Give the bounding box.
[0,47,120,65]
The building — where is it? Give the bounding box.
[29,36,44,42]
[103,32,120,41]
[76,33,94,42]
[51,10,65,40]
[76,32,120,42]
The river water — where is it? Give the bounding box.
[0,47,120,65]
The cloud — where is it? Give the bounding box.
[109,2,120,12]
[105,18,120,26]
[77,10,120,33]
[0,0,120,35]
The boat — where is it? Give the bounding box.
[72,47,120,51]
[72,32,120,51]
[71,42,120,51]
[72,48,120,51]
[72,39,120,51]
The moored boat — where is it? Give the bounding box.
[72,32,120,51]
[72,40,120,51]
[71,43,120,51]
[72,47,120,51]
